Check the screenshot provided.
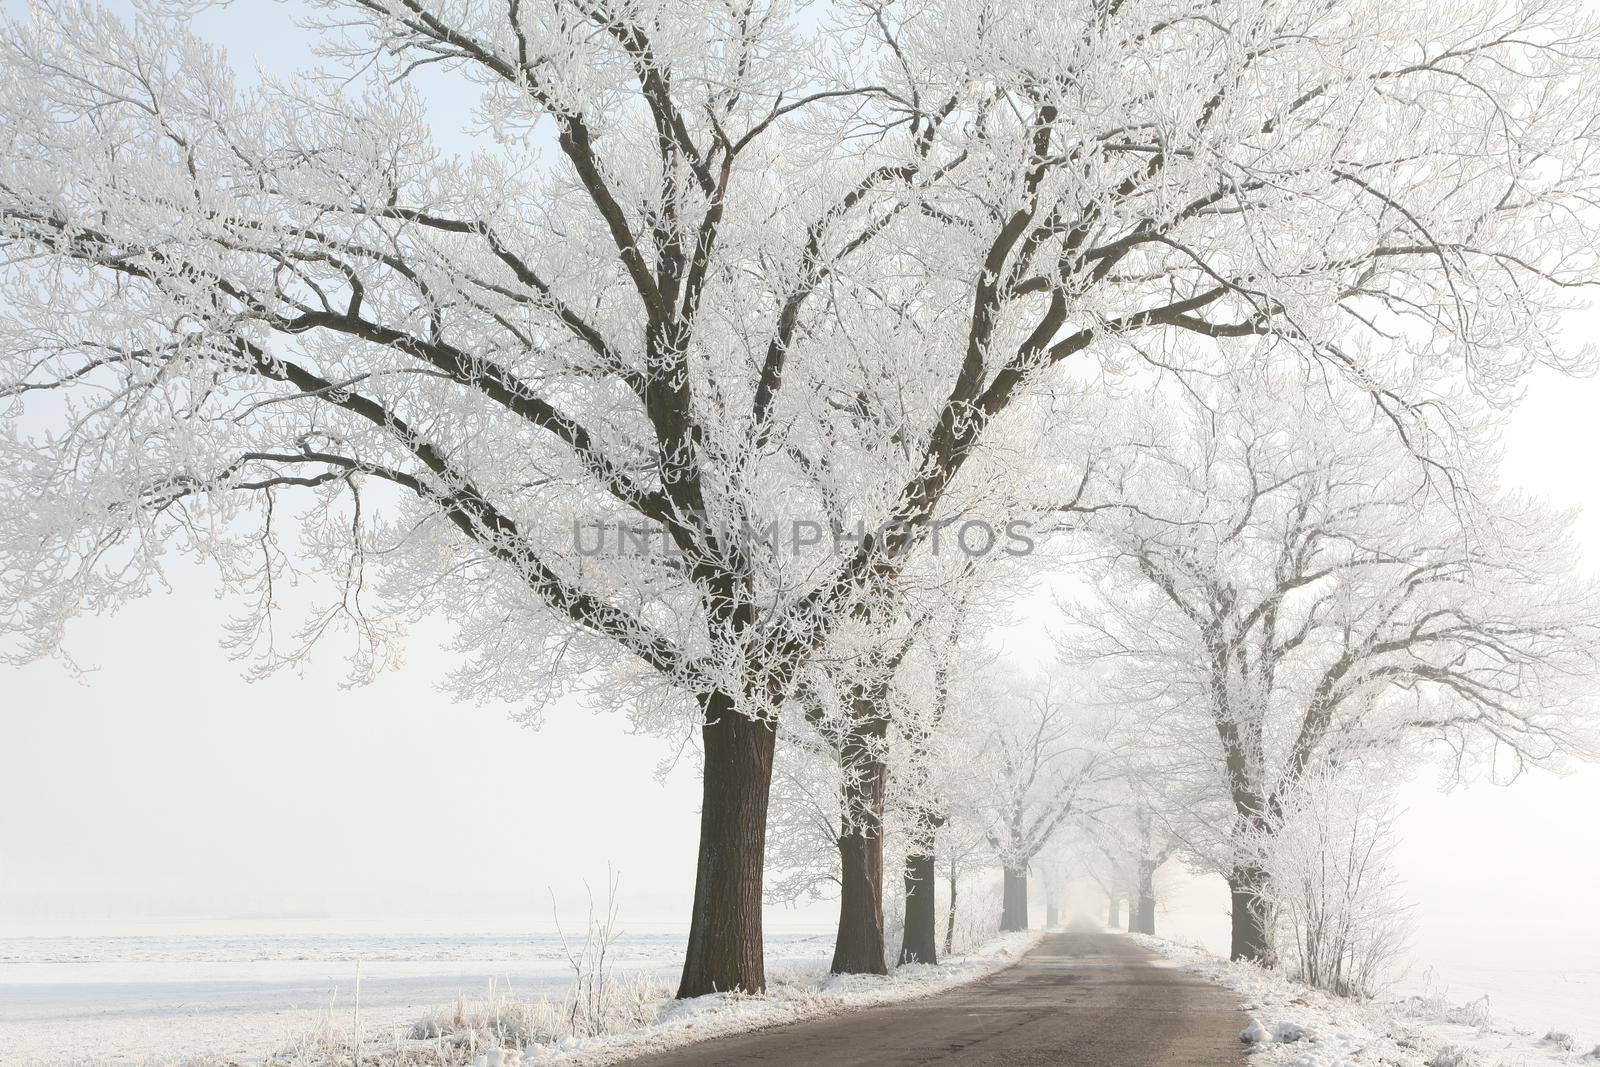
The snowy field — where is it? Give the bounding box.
[0,925,840,1065]
[0,924,1040,1066]
[1394,925,1600,1054]
[5,920,1596,1066]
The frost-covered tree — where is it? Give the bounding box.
[893,653,955,965]
[766,554,1023,973]
[0,1,976,996]
[765,632,941,972]
[6,0,1600,996]
[1072,371,1600,960]
[775,628,911,976]
[878,590,1018,966]
[954,665,1113,931]
[1076,785,1178,936]
[1122,802,1177,936]
[1263,769,1413,996]
[760,387,1049,975]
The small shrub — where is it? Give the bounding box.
[1540,1030,1577,1052]
[1263,777,1411,999]
[264,871,673,1066]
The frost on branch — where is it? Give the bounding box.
[5,0,1600,721]
[1064,364,1600,958]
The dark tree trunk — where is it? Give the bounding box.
[898,851,939,965]
[677,695,777,998]
[831,710,889,975]
[833,828,887,974]
[1134,893,1156,935]
[943,856,958,955]
[1227,865,1272,963]
[1133,859,1157,935]
[898,670,946,968]
[1000,866,1029,932]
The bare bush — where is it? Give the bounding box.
[940,874,1005,957]
[550,868,627,1037]
[1264,776,1412,998]
[405,970,666,1054]
[260,968,668,1066]
[256,874,665,1066]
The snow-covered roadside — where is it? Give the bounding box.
[1129,933,1600,1067]
[49,930,1037,1067]
[523,930,1041,1066]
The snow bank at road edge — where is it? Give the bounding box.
[1127,932,1599,1067]
[450,929,1042,1066]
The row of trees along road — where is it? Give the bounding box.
[5,0,1600,996]
[1064,369,1600,961]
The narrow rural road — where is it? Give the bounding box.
[620,929,1248,1066]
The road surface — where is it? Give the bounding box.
[619,929,1247,1066]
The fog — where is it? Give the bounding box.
[6,372,1598,962]
[2,0,1597,1016]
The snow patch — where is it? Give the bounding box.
[529,931,1042,1066]
[1130,933,1595,1067]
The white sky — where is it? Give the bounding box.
[1,2,1598,973]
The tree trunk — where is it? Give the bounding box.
[1000,866,1029,932]
[1107,894,1120,928]
[1227,865,1273,963]
[897,668,946,968]
[1045,893,1059,929]
[943,855,958,955]
[897,665,946,968]
[833,827,887,974]
[898,851,939,965]
[831,709,889,975]
[1133,859,1157,935]
[677,695,777,998]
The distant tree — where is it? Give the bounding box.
[1076,789,1178,936]
[954,666,1113,932]
[1073,372,1600,960]
[936,810,996,957]
[787,631,908,976]
[1124,803,1177,937]
[765,558,1023,973]
[894,658,953,965]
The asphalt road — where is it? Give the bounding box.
[618,929,1248,1066]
